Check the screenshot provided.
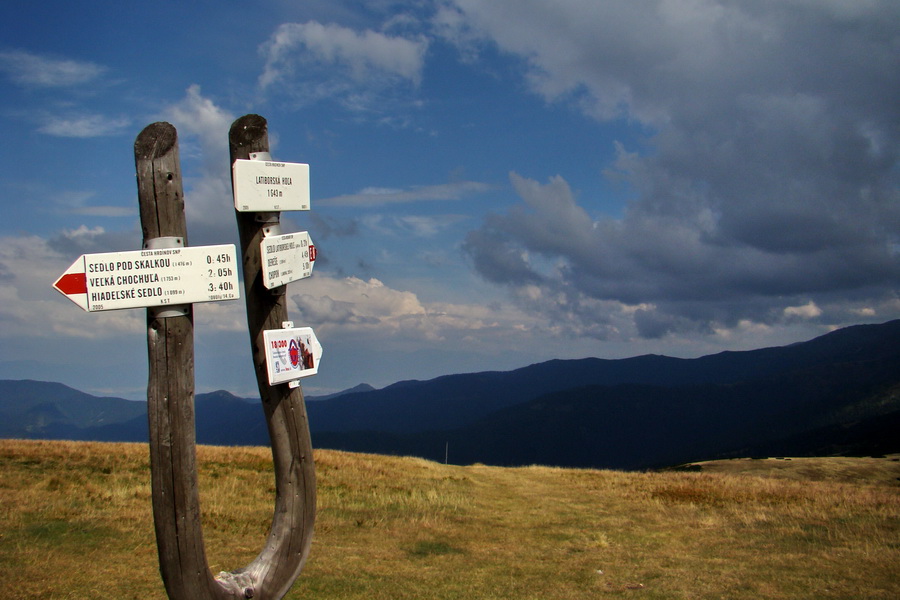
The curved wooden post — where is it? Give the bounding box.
[228,114,316,598]
[136,120,315,600]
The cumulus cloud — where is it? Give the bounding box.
[288,274,533,343]
[162,84,235,171]
[465,169,900,339]
[451,0,900,338]
[258,20,428,113]
[159,85,238,245]
[292,276,429,333]
[784,301,823,320]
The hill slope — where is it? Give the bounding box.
[1,440,897,599]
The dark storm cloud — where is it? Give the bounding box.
[452,0,900,337]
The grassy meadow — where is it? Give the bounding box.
[1,439,898,599]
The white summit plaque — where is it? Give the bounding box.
[233,159,310,212]
[263,326,322,385]
[261,231,316,289]
[52,244,239,312]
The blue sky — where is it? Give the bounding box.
[1,1,898,400]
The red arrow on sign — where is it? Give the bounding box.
[54,272,87,295]
[309,244,317,262]
[52,257,89,311]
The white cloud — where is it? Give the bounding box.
[784,301,823,319]
[257,20,429,115]
[162,85,235,169]
[291,275,425,329]
[320,180,491,206]
[0,50,105,88]
[288,274,532,343]
[260,21,428,89]
[59,224,105,241]
[47,224,138,256]
[159,85,237,244]
[0,50,125,139]
[396,215,450,237]
[37,113,130,137]
[193,297,247,333]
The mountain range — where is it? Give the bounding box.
[2,320,898,470]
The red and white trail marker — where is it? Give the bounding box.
[52,244,240,312]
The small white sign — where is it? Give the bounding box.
[233,159,310,212]
[52,245,240,312]
[263,326,322,386]
[261,231,317,289]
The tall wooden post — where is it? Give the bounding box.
[228,114,316,598]
[136,122,219,599]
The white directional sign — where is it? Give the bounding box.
[233,159,310,212]
[52,245,240,312]
[263,326,322,386]
[261,231,317,289]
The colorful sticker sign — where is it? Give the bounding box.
[263,326,322,386]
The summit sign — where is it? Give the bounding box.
[232,159,310,212]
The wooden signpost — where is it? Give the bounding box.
[134,122,216,598]
[53,118,319,600]
[226,114,317,599]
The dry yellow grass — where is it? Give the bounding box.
[673,455,900,485]
[1,439,897,599]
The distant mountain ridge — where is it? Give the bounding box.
[305,319,900,434]
[2,320,898,469]
[0,380,146,438]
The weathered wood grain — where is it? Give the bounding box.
[225,113,316,600]
[136,122,220,599]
